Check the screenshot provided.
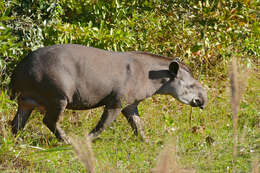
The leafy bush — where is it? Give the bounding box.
[0,0,62,88]
[0,0,259,88]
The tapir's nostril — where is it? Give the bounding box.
[193,98,204,109]
[195,99,201,105]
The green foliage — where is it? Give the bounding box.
[0,0,63,88]
[0,0,259,88]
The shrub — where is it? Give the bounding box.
[0,0,259,88]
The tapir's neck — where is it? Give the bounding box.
[147,69,172,96]
[130,52,173,98]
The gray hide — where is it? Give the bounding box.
[10,44,207,142]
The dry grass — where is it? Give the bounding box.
[229,58,250,172]
[153,139,195,173]
[230,58,239,171]
[69,135,96,173]
[251,157,259,173]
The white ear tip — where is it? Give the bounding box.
[174,57,181,62]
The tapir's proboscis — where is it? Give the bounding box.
[10,44,207,143]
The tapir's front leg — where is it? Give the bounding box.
[122,103,148,142]
[88,106,121,141]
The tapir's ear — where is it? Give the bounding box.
[169,60,179,76]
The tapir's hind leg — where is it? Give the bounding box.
[43,99,68,142]
[88,106,121,141]
[11,97,34,134]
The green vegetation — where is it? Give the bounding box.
[0,0,259,172]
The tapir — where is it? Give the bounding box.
[9,44,207,142]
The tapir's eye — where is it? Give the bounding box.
[189,84,195,89]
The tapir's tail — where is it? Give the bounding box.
[9,73,17,100]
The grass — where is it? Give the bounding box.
[0,63,259,172]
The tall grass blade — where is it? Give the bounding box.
[230,58,239,171]
[69,135,96,173]
[229,58,249,172]
[153,144,178,173]
[153,139,195,173]
[251,157,259,173]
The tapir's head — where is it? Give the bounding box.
[167,58,207,109]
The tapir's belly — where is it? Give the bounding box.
[65,86,116,110]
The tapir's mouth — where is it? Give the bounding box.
[190,98,205,109]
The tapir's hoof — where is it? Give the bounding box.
[54,135,70,144]
[55,125,71,144]
[64,138,71,145]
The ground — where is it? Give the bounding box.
[0,69,259,173]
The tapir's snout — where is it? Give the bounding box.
[189,87,207,109]
[191,98,205,109]
[193,88,207,109]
